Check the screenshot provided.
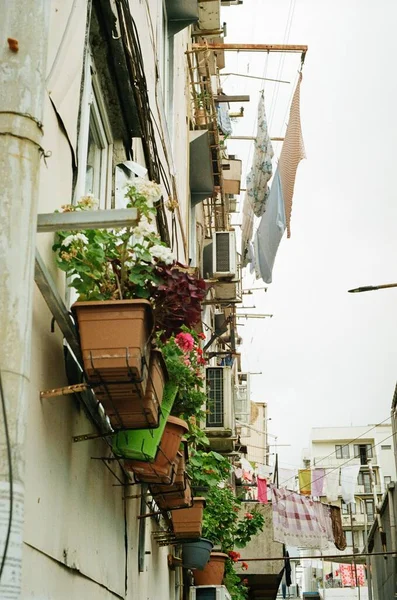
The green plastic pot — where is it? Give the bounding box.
[112,381,178,460]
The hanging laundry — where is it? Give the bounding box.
[324,469,340,502]
[311,468,325,497]
[283,549,292,587]
[256,463,272,479]
[254,169,286,283]
[271,485,328,548]
[312,502,334,549]
[257,477,268,503]
[278,72,306,238]
[241,93,273,264]
[298,469,311,495]
[339,564,365,586]
[330,505,347,551]
[278,468,297,491]
[340,464,360,505]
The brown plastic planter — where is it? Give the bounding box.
[150,448,192,510]
[94,349,167,429]
[125,416,188,484]
[193,552,229,585]
[171,497,206,539]
[72,300,153,391]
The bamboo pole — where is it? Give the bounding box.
[238,550,397,562]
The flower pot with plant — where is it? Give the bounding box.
[150,441,192,509]
[53,182,206,429]
[171,497,206,539]
[181,538,213,570]
[125,415,188,484]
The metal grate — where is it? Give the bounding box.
[206,367,224,427]
[215,232,230,273]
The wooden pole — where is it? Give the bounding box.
[190,43,308,54]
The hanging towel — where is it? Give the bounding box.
[257,477,268,503]
[330,505,347,551]
[241,93,274,263]
[254,169,286,283]
[312,468,325,497]
[278,468,297,491]
[270,485,327,548]
[324,469,340,502]
[278,72,306,238]
[340,464,360,505]
[298,469,311,495]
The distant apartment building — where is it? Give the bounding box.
[310,424,396,553]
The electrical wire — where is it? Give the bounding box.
[278,432,396,497]
[0,369,13,582]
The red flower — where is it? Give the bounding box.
[241,562,249,571]
[175,332,194,352]
[242,578,248,584]
[245,512,253,520]
[198,332,206,339]
[228,550,241,562]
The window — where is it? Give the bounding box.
[342,501,356,515]
[353,444,373,465]
[358,471,372,493]
[384,476,392,487]
[345,530,353,546]
[75,52,113,209]
[336,444,349,459]
[365,499,375,522]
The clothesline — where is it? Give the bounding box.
[237,550,396,562]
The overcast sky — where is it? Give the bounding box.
[222,0,397,471]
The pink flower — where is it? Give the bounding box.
[241,562,249,571]
[245,512,253,520]
[175,332,194,352]
[198,332,206,340]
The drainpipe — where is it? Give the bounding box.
[0,3,49,598]
[387,483,397,599]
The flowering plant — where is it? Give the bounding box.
[53,181,206,335]
[202,486,264,551]
[187,449,231,488]
[223,558,249,600]
[155,327,207,418]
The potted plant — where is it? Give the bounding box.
[181,538,213,570]
[150,442,192,509]
[187,448,231,494]
[155,327,207,421]
[193,486,264,590]
[53,182,206,429]
[171,497,206,539]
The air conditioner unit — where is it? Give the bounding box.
[190,585,232,600]
[213,231,237,278]
[204,366,235,435]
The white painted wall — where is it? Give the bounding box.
[24,0,192,597]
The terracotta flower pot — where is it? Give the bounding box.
[193,551,229,585]
[125,416,188,484]
[94,349,167,429]
[171,497,206,539]
[72,300,153,391]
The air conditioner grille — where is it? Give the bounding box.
[215,233,231,273]
[206,368,224,427]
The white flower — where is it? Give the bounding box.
[62,233,89,247]
[78,194,99,210]
[133,215,158,238]
[149,244,174,265]
[131,178,162,205]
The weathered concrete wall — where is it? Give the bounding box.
[238,502,283,575]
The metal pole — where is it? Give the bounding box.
[0,3,49,597]
[349,503,361,600]
[387,485,397,599]
[357,496,373,600]
[190,43,308,54]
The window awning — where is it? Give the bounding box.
[166,0,199,35]
[189,130,213,206]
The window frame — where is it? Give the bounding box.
[75,50,113,209]
[335,444,349,459]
